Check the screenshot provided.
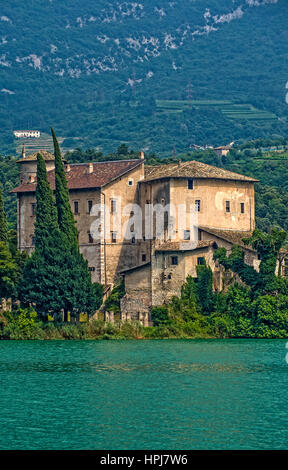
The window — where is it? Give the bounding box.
[131,236,136,244]
[142,254,146,262]
[184,230,191,241]
[128,179,133,186]
[195,200,201,212]
[188,179,193,190]
[74,201,79,215]
[88,200,93,214]
[31,236,35,246]
[111,231,117,243]
[110,199,117,213]
[225,201,230,213]
[197,257,205,265]
[240,203,245,214]
[31,203,36,216]
[88,232,93,244]
[89,267,96,272]
[171,256,178,266]
[168,274,172,280]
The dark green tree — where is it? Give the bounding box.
[19,154,66,320]
[51,130,103,321]
[52,127,78,249]
[196,262,215,314]
[0,241,19,304]
[0,189,8,242]
[214,228,288,297]
[0,191,19,307]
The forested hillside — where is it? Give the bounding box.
[0,0,287,154]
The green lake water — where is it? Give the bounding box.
[0,339,288,450]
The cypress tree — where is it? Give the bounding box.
[0,189,8,242]
[34,153,59,251]
[51,127,78,249]
[19,154,66,320]
[51,129,103,321]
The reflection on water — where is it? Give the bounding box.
[0,339,287,450]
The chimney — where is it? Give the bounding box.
[178,159,181,167]
[88,162,93,174]
[139,151,145,160]
[66,164,71,172]
[22,145,26,159]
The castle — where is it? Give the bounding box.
[12,148,259,325]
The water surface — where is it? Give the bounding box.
[0,339,287,450]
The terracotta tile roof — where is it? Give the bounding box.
[155,240,216,252]
[199,226,254,250]
[11,159,142,193]
[144,161,258,183]
[17,150,55,162]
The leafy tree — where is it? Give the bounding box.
[151,306,170,327]
[196,262,215,314]
[0,241,19,302]
[0,189,8,242]
[0,190,19,306]
[104,279,125,314]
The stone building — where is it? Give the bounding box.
[12,149,259,324]
[14,130,41,138]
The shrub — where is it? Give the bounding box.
[151,306,171,326]
[2,308,44,340]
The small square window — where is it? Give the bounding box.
[184,230,191,240]
[240,203,245,214]
[225,201,230,213]
[188,179,193,190]
[128,179,133,186]
[171,256,178,266]
[89,267,96,272]
[197,257,205,265]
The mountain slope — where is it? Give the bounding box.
[0,0,287,155]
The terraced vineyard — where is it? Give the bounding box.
[156,100,278,122]
[15,133,66,156]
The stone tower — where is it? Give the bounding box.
[17,147,56,184]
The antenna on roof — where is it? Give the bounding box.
[173,145,177,159]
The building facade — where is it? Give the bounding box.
[12,149,259,324]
